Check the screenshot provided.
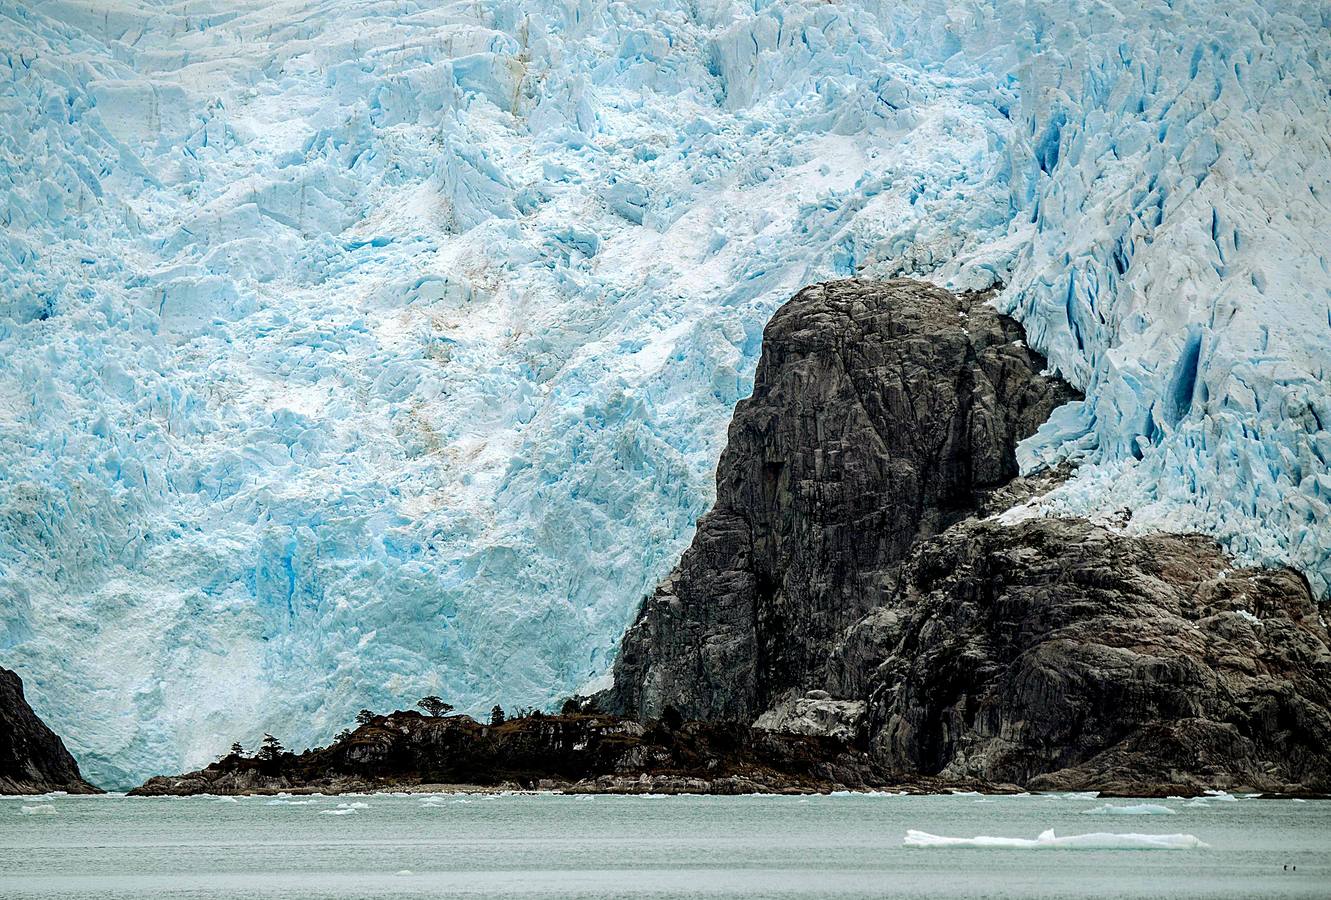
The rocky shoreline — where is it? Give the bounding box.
[128,709,897,797]
[127,706,1328,799]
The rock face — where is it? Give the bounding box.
[601,279,1079,721]
[861,518,1331,794]
[0,666,100,794]
[600,277,1331,793]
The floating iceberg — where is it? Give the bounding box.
[19,805,57,816]
[1082,804,1177,816]
[317,800,368,815]
[903,829,1208,850]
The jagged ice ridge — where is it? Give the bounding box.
[0,0,1327,787]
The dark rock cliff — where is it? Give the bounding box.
[0,666,100,794]
[601,279,1079,721]
[599,277,1331,793]
[859,518,1331,794]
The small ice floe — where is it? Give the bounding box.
[266,798,318,805]
[1082,803,1177,816]
[20,805,57,815]
[321,801,370,816]
[903,829,1208,850]
[1184,798,1210,808]
[1204,790,1239,802]
[213,797,238,803]
[395,870,413,876]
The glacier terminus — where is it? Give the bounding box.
[0,0,1327,788]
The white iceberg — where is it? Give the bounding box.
[19,805,58,816]
[1082,803,1177,816]
[903,828,1208,850]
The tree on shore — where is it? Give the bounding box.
[490,704,506,726]
[417,696,454,717]
[229,742,246,757]
[256,733,284,762]
[355,709,375,726]
[334,729,352,744]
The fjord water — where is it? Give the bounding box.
[1,793,1327,899]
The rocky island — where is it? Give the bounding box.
[1,666,101,795]
[131,279,1331,798]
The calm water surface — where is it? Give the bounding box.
[1,791,1327,898]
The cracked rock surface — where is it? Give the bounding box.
[601,278,1079,722]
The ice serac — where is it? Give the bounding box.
[1,0,1329,786]
[601,279,1080,721]
[0,667,100,795]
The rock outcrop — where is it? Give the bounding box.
[860,518,1331,794]
[130,710,896,796]
[601,279,1079,721]
[600,277,1331,794]
[0,666,100,794]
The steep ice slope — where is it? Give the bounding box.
[889,1,1331,593]
[0,0,1326,786]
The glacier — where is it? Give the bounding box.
[0,0,1327,788]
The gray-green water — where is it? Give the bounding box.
[2,792,1327,898]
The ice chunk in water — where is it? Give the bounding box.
[903,829,1208,850]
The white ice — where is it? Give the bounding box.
[1082,804,1177,816]
[903,829,1209,850]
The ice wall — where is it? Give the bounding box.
[0,0,1326,786]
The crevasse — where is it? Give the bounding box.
[0,0,1326,787]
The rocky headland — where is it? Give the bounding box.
[1,666,101,795]
[598,278,1331,796]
